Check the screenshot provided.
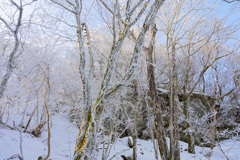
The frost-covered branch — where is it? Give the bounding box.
[188,46,240,97]
[66,0,75,7]
[129,0,145,16]
[49,0,166,159]
[50,0,76,14]
[113,0,118,45]
[98,0,114,14]
[93,0,165,115]
[128,0,151,27]
[0,17,14,33]
[0,0,24,99]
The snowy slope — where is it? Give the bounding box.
[0,115,78,160]
[0,115,240,160]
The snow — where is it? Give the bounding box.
[0,115,240,160]
[157,88,169,93]
[0,128,45,159]
[0,115,78,160]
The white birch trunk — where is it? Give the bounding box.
[73,1,165,159]
[0,0,23,100]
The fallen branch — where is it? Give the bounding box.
[7,154,23,160]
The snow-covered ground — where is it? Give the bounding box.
[0,115,240,160]
[0,114,78,160]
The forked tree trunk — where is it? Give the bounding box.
[73,1,165,159]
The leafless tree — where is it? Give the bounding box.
[49,0,165,159]
[0,0,37,100]
[0,0,23,100]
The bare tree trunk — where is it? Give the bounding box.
[132,82,138,160]
[70,1,166,159]
[24,106,37,133]
[132,118,137,160]
[169,44,180,160]
[183,67,195,154]
[0,0,23,100]
[145,94,159,160]
[146,24,169,160]
[181,42,196,154]
[44,66,51,160]
[210,101,217,150]
[182,96,195,154]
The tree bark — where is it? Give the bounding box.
[182,96,195,154]
[169,43,180,160]
[210,101,217,150]
[146,24,169,160]
[0,1,23,100]
[72,1,165,159]
[44,66,51,160]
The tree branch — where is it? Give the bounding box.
[50,0,76,14]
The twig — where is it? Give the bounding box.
[7,154,23,160]
[217,143,230,160]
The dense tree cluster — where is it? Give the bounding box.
[0,0,239,160]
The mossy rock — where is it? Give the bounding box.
[37,156,43,160]
[121,155,132,160]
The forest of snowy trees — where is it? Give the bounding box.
[0,0,240,160]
